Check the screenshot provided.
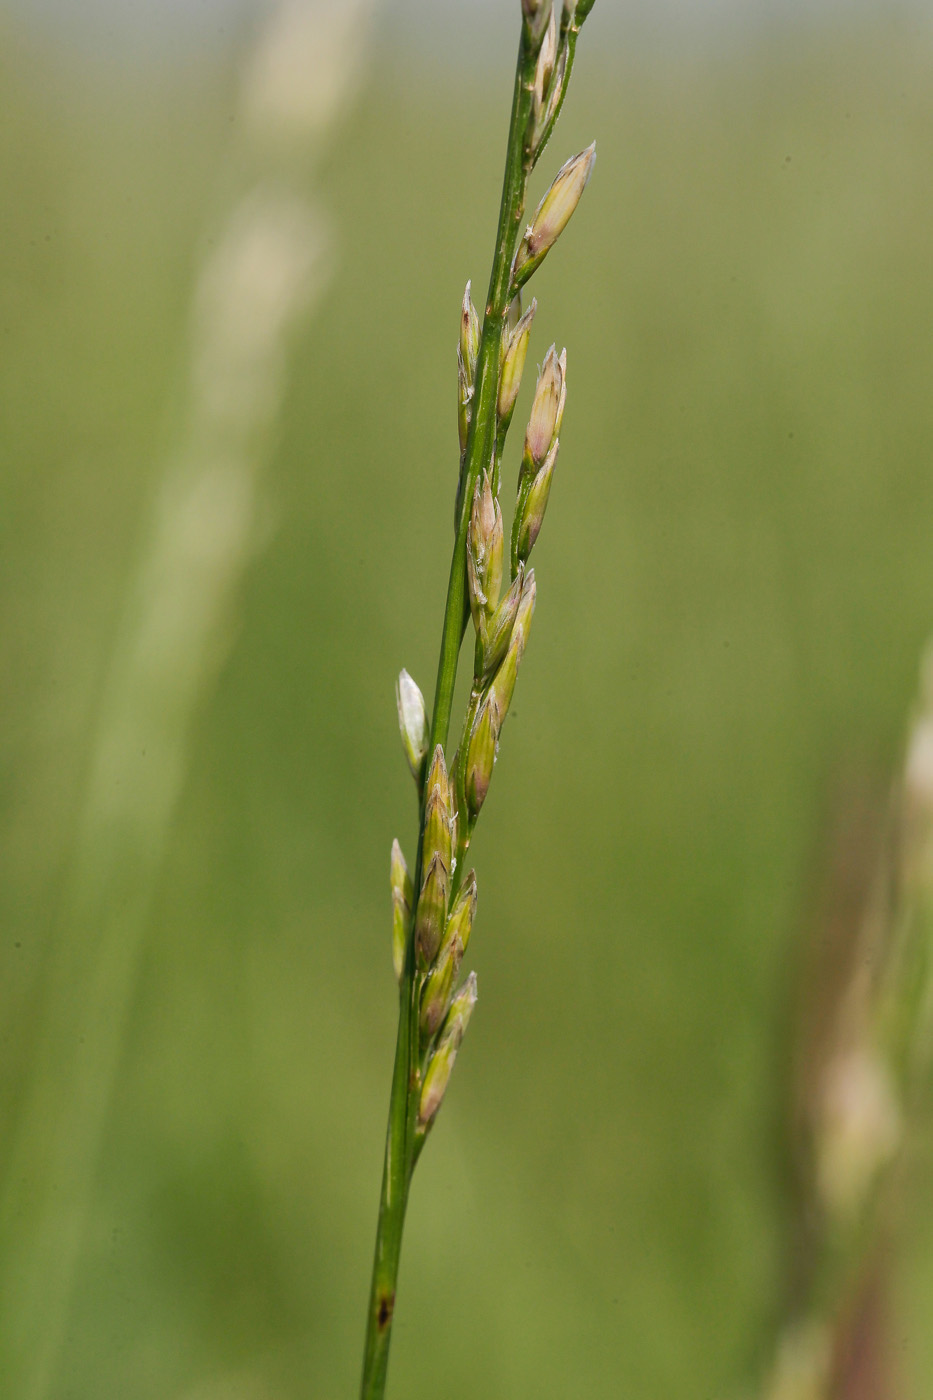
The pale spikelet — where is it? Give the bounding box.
[390,839,413,983]
[467,472,504,620]
[521,0,554,47]
[418,974,478,1126]
[523,345,564,469]
[532,7,558,123]
[498,299,536,428]
[396,669,429,783]
[515,438,559,563]
[512,143,596,289]
[460,280,481,385]
[415,853,449,970]
[421,745,453,876]
[476,567,525,682]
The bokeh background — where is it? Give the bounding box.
[3,1,933,1397]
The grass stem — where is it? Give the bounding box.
[358,29,538,1400]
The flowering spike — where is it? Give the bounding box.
[465,699,497,820]
[498,298,536,430]
[533,44,567,151]
[513,347,561,573]
[477,565,524,681]
[460,280,481,386]
[511,142,596,290]
[390,839,413,982]
[396,670,429,784]
[516,438,559,562]
[513,568,537,651]
[555,347,567,434]
[422,789,452,879]
[488,569,536,728]
[425,742,451,807]
[490,639,520,727]
[521,0,553,47]
[420,936,463,1039]
[467,574,534,821]
[390,839,414,907]
[418,972,478,1127]
[457,349,472,455]
[523,345,564,472]
[447,748,460,860]
[533,7,558,123]
[446,971,479,1036]
[421,745,453,874]
[415,852,449,970]
[444,870,477,959]
[361,1,600,1378]
[467,471,504,621]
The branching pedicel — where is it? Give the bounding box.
[361,3,597,1395]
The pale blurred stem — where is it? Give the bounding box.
[359,28,537,1400]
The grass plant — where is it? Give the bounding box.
[359,3,598,1395]
[762,653,933,1400]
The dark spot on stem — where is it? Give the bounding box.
[377,1290,395,1332]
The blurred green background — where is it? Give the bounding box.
[3,2,933,1397]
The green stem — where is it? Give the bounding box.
[359,980,413,1398]
[359,28,537,1400]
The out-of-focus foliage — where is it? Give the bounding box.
[2,8,933,1398]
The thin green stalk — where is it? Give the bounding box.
[358,976,412,1398]
[359,32,536,1400]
